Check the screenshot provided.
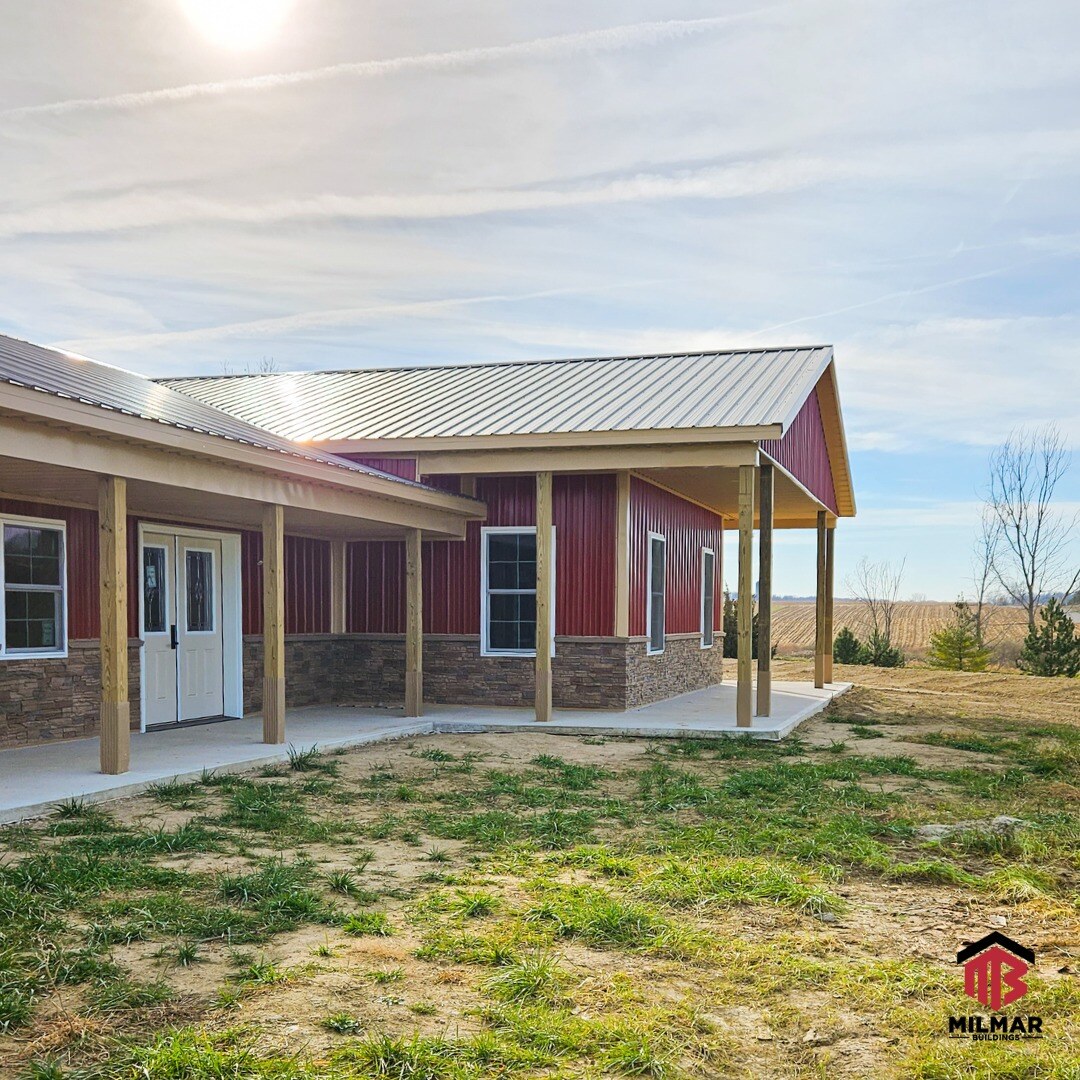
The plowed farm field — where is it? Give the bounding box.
[772,599,1030,655]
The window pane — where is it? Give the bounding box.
[648,538,665,650]
[488,532,536,590]
[488,591,536,651]
[5,589,59,651]
[4,525,62,586]
[143,547,167,633]
[650,593,664,651]
[650,538,665,595]
[186,550,213,632]
[702,552,715,646]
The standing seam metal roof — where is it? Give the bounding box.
[0,334,432,489]
[160,346,834,442]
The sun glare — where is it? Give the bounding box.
[180,0,295,50]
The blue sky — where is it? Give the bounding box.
[1,0,1078,598]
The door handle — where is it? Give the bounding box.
[170,624,178,650]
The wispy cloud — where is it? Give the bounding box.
[1,12,777,120]
[50,283,637,352]
[0,156,862,239]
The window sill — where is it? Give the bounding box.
[0,649,68,661]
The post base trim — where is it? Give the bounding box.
[262,676,286,744]
[100,700,131,774]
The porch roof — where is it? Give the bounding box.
[0,334,484,538]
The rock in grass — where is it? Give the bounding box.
[915,815,1030,840]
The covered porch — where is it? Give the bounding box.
[0,358,483,775]
[0,675,851,824]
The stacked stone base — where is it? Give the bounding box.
[330,633,724,712]
[0,632,724,749]
[0,640,141,748]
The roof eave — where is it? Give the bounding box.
[0,383,485,520]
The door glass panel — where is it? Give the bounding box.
[186,550,213,632]
[143,546,167,633]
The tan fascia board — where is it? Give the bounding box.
[312,424,784,456]
[0,383,483,521]
[815,361,856,517]
[0,412,473,538]
[416,441,759,475]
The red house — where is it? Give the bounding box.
[0,336,854,775]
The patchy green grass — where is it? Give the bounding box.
[3,667,1079,1078]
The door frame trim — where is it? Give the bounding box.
[137,523,243,732]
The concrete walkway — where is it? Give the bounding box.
[0,679,849,823]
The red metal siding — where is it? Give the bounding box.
[554,474,615,636]
[337,454,418,482]
[347,540,405,634]
[760,385,837,514]
[349,474,616,637]
[241,532,331,635]
[628,477,724,637]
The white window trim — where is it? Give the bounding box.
[480,525,556,658]
[646,531,666,656]
[0,512,69,661]
[701,547,716,650]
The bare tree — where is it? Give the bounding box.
[847,556,906,643]
[971,506,1000,644]
[985,425,1080,629]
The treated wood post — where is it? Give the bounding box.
[98,476,130,775]
[535,471,554,722]
[737,464,755,728]
[329,539,347,636]
[614,470,631,638]
[824,525,835,684]
[404,528,424,717]
[756,462,774,717]
[262,504,286,744]
[814,510,827,689]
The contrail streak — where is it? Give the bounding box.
[2,12,774,120]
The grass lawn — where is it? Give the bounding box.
[1,659,1077,1078]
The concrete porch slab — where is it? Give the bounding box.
[0,680,849,824]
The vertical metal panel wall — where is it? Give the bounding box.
[348,473,616,637]
[240,532,332,636]
[759,386,838,514]
[337,454,418,482]
[628,477,724,637]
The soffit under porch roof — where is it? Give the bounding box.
[0,455,441,540]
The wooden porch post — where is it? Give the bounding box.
[98,476,130,775]
[535,471,553,722]
[736,464,755,727]
[814,510,827,689]
[404,528,424,717]
[329,539,347,636]
[756,462,774,717]
[614,470,631,638]
[824,525,835,684]
[262,504,286,744]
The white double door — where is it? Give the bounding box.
[142,531,225,725]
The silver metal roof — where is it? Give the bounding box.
[0,334,425,487]
[160,347,834,442]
